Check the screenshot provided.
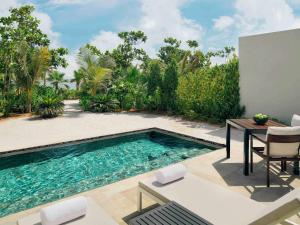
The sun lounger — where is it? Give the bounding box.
[18,197,118,225]
[138,173,300,225]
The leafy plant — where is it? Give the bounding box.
[161,59,178,111]
[47,71,69,93]
[80,95,120,113]
[177,56,244,122]
[63,89,78,100]
[36,95,64,118]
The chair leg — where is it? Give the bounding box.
[281,161,284,172]
[250,149,253,173]
[250,136,253,173]
[267,160,270,187]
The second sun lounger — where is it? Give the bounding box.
[138,173,300,225]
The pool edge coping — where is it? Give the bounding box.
[0,127,225,157]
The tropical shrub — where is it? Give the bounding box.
[161,59,178,111]
[10,93,27,113]
[0,97,10,117]
[0,92,28,116]
[147,61,162,96]
[63,89,78,100]
[0,5,68,116]
[35,95,64,118]
[146,87,162,111]
[177,56,244,122]
[80,95,120,113]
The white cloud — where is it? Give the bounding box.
[48,0,120,8]
[235,0,300,35]
[0,0,18,16]
[33,11,61,48]
[213,16,234,31]
[49,0,89,4]
[89,0,203,57]
[0,1,61,48]
[135,0,203,56]
[208,0,300,52]
[90,31,122,52]
[60,53,79,80]
[224,0,300,36]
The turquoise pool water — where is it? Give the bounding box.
[0,131,216,217]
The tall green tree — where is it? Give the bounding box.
[71,69,84,91]
[161,59,178,111]
[112,31,148,68]
[15,43,51,112]
[0,5,50,97]
[147,60,161,96]
[44,47,69,85]
[158,37,184,64]
[180,40,206,75]
[187,40,199,49]
[47,71,69,92]
[77,46,111,95]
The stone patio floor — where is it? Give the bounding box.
[0,100,299,225]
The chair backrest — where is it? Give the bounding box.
[291,114,300,127]
[265,126,300,157]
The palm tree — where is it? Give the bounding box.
[77,46,111,95]
[87,66,111,95]
[15,42,51,112]
[48,71,69,92]
[71,69,84,91]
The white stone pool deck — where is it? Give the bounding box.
[0,100,299,225]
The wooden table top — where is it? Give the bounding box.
[227,118,286,131]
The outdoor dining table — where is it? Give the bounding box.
[226,118,288,176]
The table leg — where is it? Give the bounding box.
[244,130,250,176]
[293,161,299,175]
[226,123,231,158]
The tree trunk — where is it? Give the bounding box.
[26,88,32,113]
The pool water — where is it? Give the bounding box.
[0,131,216,217]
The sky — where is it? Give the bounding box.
[1,0,300,78]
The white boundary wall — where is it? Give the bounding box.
[239,29,300,123]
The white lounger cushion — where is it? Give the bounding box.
[139,173,265,225]
[155,164,186,184]
[247,188,300,225]
[291,114,300,127]
[264,126,300,157]
[18,197,118,225]
[40,197,87,225]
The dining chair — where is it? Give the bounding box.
[250,126,300,187]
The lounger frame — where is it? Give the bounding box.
[137,184,167,212]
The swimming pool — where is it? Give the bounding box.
[0,130,218,217]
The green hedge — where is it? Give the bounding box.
[177,56,244,122]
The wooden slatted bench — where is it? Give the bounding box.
[129,201,212,225]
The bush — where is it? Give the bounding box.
[0,98,8,117]
[177,56,244,122]
[11,93,27,113]
[36,95,64,118]
[161,60,178,112]
[62,89,78,100]
[80,95,120,112]
[0,92,27,116]
[146,87,162,111]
